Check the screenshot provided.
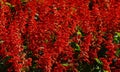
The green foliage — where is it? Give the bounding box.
[5,2,14,8]
[21,0,28,3]
[103,70,108,72]
[114,32,120,44]
[0,56,11,72]
[115,48,120,57]
[70,42,80,52]
[94,58,103,65]
[77,30,82,35]
[30,61,37,71]
[98,45,108,57]
[76,26,85,36]
[77,58,104,72]
[77,62,91,72]
[0,56,11,65]
[23,45,27,50]
[62,63,69,66]
[5,2,15,12]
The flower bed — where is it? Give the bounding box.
[0,0,120,72]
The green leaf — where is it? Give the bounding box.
[116,32,120,37]
[94,58,103,65]
[45,39,48,43]
[77,62,91,72]
[114,32,120,44]
[76,26,85,36]
[0,56,11,64]
[96,66,100,70]
[70,42,80,52]
[5,2,15,8]
[116,48,120,57]
[62,63,69,66]
[77,30,82,35]
[75,44,80,51]
[103,70,108,72]
[21,0,28,3]
[23,45,27,50]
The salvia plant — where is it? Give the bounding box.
[0,0,120,72]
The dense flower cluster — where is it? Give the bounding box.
[0,0,120,72]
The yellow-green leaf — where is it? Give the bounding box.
[94,58,103,65]
[5,2,14,7]
[62,63,69,66]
